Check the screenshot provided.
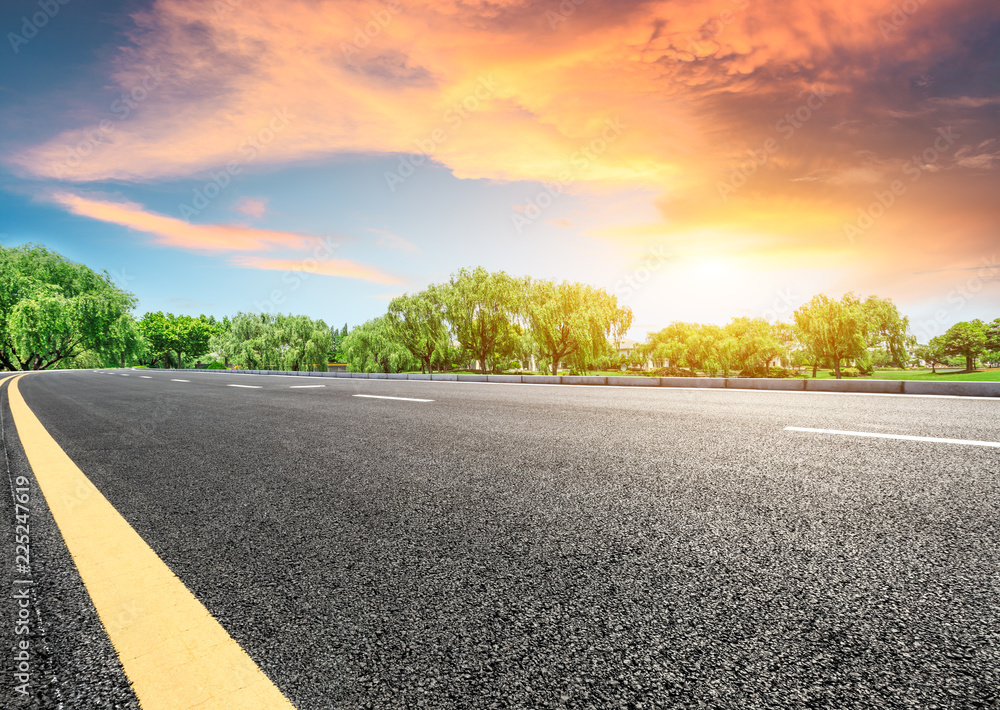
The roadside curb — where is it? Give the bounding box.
[136,369,1000,398]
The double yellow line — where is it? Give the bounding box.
[6,375,296,709]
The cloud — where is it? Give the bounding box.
[366,227,419,253]
[11,0,1000,286]
[231,256,404,285]
[50,192,313,253]
[234,197,268,219]
[14,0,994,188]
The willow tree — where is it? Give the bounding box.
[439,267,521,373]
[523,278,633,375]
[863,295,913,368]
[794,293,868,379]
[0,244,137,370]
[387,288,448,374]
[275,314,333,371]
[341,316,416,373]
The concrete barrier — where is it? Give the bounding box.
[431,374,458,381]
[660,377,726,388]
[486,374,522,383]
[726,378,806,391]
[902,381,1000,397]
[806,379,903,394]
[457,374,488,382]
[562,376,607,385]
[368,373,388,379]
[607,376,660,387]
[407,374,432,380]
[522,375,562,384]
[386,373,408,380]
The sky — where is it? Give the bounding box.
[1,0,999,341]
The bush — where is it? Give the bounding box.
[652,366,698,377]
[841,367,860,378]
[204,362,228,369]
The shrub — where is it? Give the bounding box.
[738,366,795,378]
[841,367,860,378]
[652,366,698,377]
[205,362,227,369]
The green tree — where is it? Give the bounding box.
[439,267,521,373]
[794,293,868,379]
[913,339,947,373]
[863,296,913,368]
[522,279,633,375]
[939,320,987,372]
[138,312,215,369]
[341,316,416,373]
[0,244,137,370]
[210,312,278,369]
[274,314,333,371]
[387,288,449,374]
[984,318,1000,353]
[725,317,786,374]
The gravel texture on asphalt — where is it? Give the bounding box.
[1,375,140,709]
[5,369,1000,709]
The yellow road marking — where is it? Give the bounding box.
[7,376,296,710]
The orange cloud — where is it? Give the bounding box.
[231,256,404,285]
[16,0,986,186]
[50,192,312,253]
[234,197,268,219]
[14,0,1000,289]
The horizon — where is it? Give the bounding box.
[2,0,999,342]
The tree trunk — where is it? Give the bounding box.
[812,361,818,378]
[966,355,974,372]
[551,357,560,376]
[833,359,842,379]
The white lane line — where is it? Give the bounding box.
[170,379,190,383]
[228,384,262,389]
[139,376,152,379]
[352,394,433,402]
[785,426,1000,448]
[289,385,326,389]
[120,374,129,376]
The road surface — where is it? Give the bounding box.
[2,370,998,708]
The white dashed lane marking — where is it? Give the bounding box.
[352,394,434,402]
[785,426,1000,448]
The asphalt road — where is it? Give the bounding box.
[3,369,999,709]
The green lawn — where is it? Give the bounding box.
[401,368,1000,381]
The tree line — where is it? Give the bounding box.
[2,243,998,378]
[342,267,633,375]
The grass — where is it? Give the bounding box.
[402,367,1000,381]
